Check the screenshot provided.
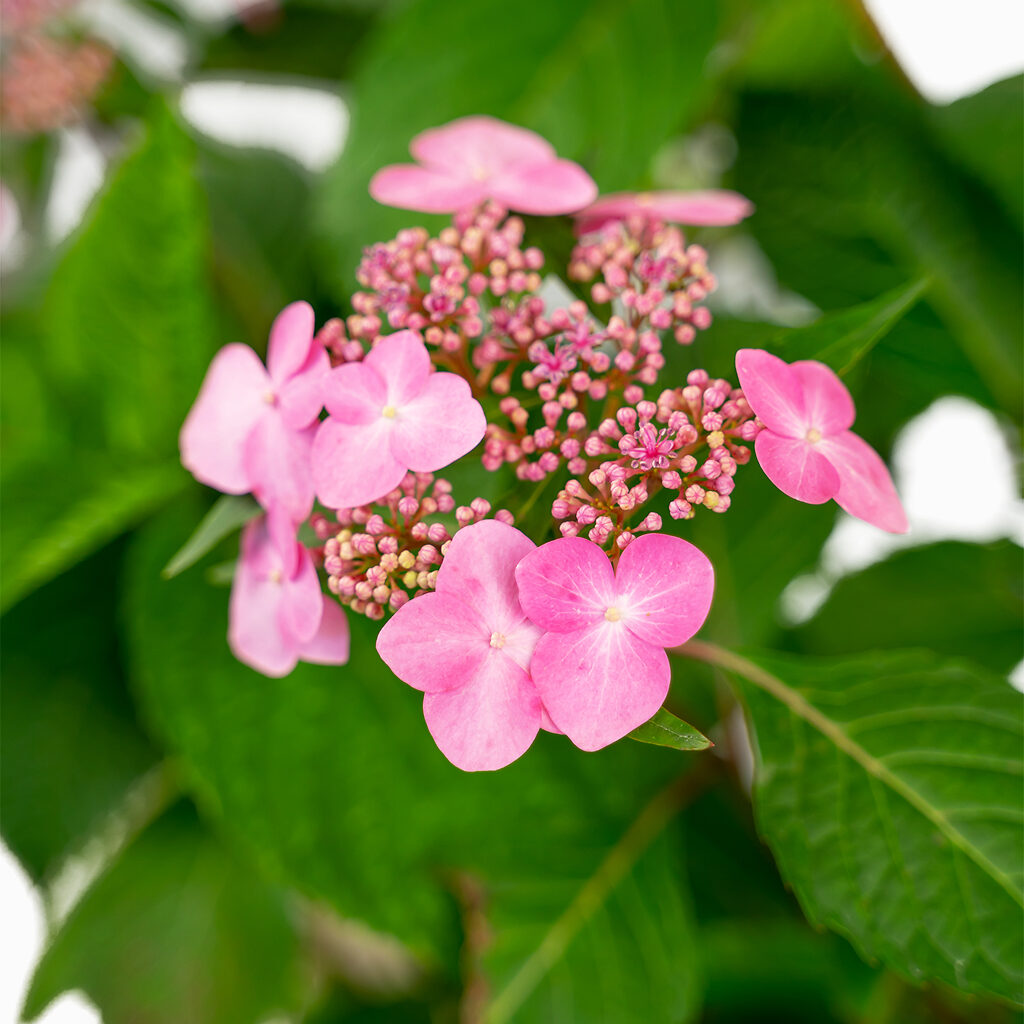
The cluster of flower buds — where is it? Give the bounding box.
[569,216,716,346]
[314,471,513,620]
[314,317,366,366]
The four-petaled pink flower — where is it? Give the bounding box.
[312,330,486,509]
[575,189,754,235]
[735,348,908,533]
[180,301,328,523]
[369,115,598,216]
[515,534,714,751]
[376,520,545,772]
[230,512,350,678]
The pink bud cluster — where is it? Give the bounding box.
[569,216,716,346]
[316,471,513,620]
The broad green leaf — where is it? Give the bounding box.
[629,708,712,751]
[1,542,157,881]
[124,503,701,1019]
[162,494,260,579]
[788,541,1024,675]
[316,0,718,284]
[23,803,305,1024]
[685,643,1024,1005]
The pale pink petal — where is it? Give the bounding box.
[180,344,270,494]
[364,330,432,408]
[616,534,714,648]
[376,591,489,693]
[735,348,808,438]
[410,115,555,174]
[791,360,855,437]
[321,362,387,425]
[389,372,486,472]
[539,705,563,734]
[515,536,616,633]
[267,300,316,385]
[817,431,909,533]
[243,415,316,523]
[422,653,542,771]
[643,190,753,225]
[297,597,350,666]
[755,430,840,505]
[531,624,670,751]
[369,164,485,214]
[279,545,323,645]
[491,159,598,215]
[266,503,300,579]
[277,343,330,431]
[311,417,407,510]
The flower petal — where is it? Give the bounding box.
[364,330,433,408]
[817,430,908,533]
[279,544,323,645]
[277,343,330,431]
[735,348,808,438]
[369,164,485,214]
[531,624,670,751]
[755,430,840,505]
[243,414,317,523]
[321,361,387,425]
[376,591,489,693]
[491,159,598,215]
[644,189,754,225]
[180,344,270,494]
[515,536,616,633]
[311,417,406,510]
[791,360,855,436]
[422,653,542,771]
[389,371,486,472]
[410,115,555,174]
[297,597,350,666]
[267,300,316,385]
[616,534,714,648]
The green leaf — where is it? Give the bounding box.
[685,643,1024,1005]
[629,708,712,751]
[788,541,1024,675]
[316,0,718,284]
[162,495,260,579]
[23,803,305,1024]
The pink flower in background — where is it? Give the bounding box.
[230,512,350,677]
[369,115,598,216]
[312,329,486,509]
[735,349,908,533]
[376,520,545,771]
[180,301,329,523]
[516,534,714,751]
[575,190,754,234]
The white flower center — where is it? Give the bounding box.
[489,631,507,649]
[263,389,276,405]
[382,405,397,419]
[805,428,822,443]
[268,568,283,584]
[604,606,621,622]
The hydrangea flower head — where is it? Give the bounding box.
[180,301,328,523]
[575,189,753,234]
[312,329,486,509]
[735,348,908,533]
[230,512,350,677]
[369,115,598,216]
[376,519,545,771]
[516,534,714,751]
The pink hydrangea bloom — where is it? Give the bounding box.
[180,301,328,523]
[575,189,754,234]
[312,330,486,509]
[376,519,545,772]
[369,115,597,216]
[515,534,714,751]
[735,348,908,533]
[230,512,350,678]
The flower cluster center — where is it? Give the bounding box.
[489,631,507,648]
[604,606,621,622]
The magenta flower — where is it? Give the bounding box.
[369,115,598,216]
[735,348,908,533]
[180,301,328,523]
[575,189,754,234]
[312,330,486,509]
[376,520,545,772]
[515,534,714,751]
[230,512,350,678]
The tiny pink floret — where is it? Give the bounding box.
[229,512,350,678]
[376,520,546,772]
[515,534,714,751]
[735,348,908,533]
[312,330,486,509]
[369,115,598,216]
[575,190,754,234]
[180,301,329,523]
